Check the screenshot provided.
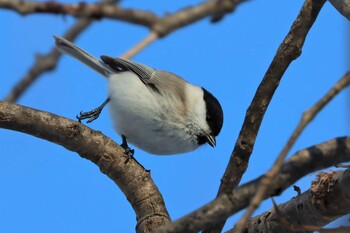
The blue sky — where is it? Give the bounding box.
[1,0,349,232]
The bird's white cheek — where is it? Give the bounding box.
[185,85,210,133]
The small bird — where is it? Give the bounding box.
[54,36,223,155]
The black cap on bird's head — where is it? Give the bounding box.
[197,88,224,147]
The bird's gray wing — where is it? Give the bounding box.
[101,56,188,99]
[101,56,154,80]
[54,35,113,77]
[101,55,162,92]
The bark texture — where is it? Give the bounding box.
[234,169,350,233]
[0,101,171,233]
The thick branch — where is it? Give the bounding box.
[206,0,326,231]
[328,0,350,21]
[155,137,350,233]
[0,101,171,233]
[0,0,158,27]
[234,71,350,232]
[229,170,350,233]
[219,0,326,195]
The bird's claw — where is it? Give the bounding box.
[124,148,135,163]
[121,143,149,172]
[76,108,102,123]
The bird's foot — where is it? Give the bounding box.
[76,97,110,123]
[121,135,149,172]
[77,108,102,123]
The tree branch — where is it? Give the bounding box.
[328,0,350,21]
[154,137,350,233]
[234,71,350,233]
[227,170,350,233]
[5,18,93,102]
[121,32,159,59]
[0,101,171,233]
[150,0,246,37]
[0,0,248,37]
[4,0,247,102]
[206,0,327,231]
[0,0,158,27]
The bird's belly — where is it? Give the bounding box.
[107,74,199,155]
[110,105,199,155]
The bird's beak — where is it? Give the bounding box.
[206,134,216,147]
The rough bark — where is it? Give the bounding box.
[205,0,327,231]
[229,169,350,233]
[155,137,350,233]
[328,0,350,21]
[0,101,171,233]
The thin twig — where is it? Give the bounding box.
[5,18,93,102]
[234,71,350,233]
[205,0,326,232]
[121,31,159,59]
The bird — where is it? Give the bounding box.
[54,35,223,155]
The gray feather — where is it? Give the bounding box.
[100,55,156,81]
[54,36,187,105]
[54,35,113,77]
[101,55,187,100]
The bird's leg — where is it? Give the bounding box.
[77,97,110,123]
[121,135,149,172]
[121,135,135,157]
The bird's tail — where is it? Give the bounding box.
[54,35,113,77]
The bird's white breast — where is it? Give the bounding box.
[107,72,202,155]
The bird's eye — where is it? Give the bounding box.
[206,115,212,122]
